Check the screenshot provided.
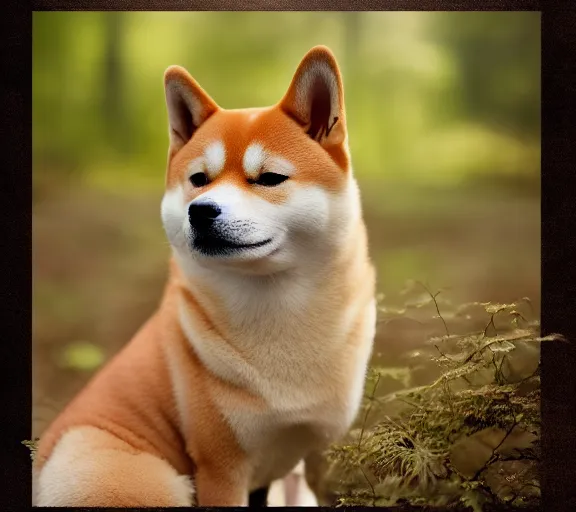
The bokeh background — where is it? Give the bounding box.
[32,11,540,440]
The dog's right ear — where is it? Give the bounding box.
[164,66,219,158]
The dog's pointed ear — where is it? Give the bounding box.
[164,66,219,157]
[279,46,347,148]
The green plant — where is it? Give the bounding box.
[22,438,39,462]
[323,284,558,510]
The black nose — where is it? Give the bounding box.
[188,201,222,230]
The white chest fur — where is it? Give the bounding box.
[178,270,376,489]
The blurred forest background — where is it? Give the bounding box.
[32,11,540,444]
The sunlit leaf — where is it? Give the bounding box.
[58,341,105,371]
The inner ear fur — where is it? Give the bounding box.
[279,46,347,148]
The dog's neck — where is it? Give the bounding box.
[164,236,370,402]
[171,239,356,327]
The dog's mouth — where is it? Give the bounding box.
[193,236,273,256]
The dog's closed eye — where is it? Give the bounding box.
[250,173,289,187]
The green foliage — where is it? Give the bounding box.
[22,438,39,462]
[324,286,555,509]
[33,12,540,192]
[58,341,105,371]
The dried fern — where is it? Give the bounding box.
[324,287,561,510]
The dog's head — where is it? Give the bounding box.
[161,46,360,276]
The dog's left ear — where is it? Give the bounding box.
[279,46,347,149]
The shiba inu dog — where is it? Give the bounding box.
[33,45,376,507]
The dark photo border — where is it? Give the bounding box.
[6,1,575,511]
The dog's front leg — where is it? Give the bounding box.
[194,464,250,506]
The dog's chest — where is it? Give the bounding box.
[223,394,350,490]
[217,341,370,489]
[181,275,377,488]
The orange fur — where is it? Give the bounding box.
[167,107,348,198]
[35,45,376,507]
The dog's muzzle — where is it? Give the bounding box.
[188,201,272,255]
